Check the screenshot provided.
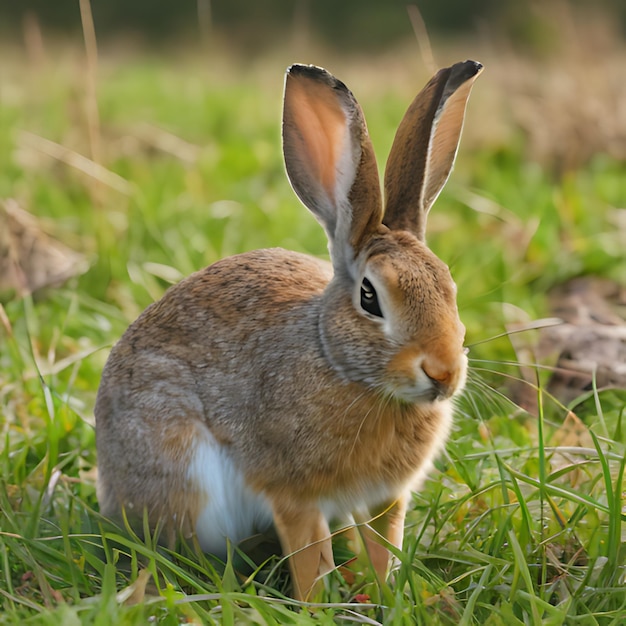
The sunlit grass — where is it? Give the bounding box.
[0,45,624,624]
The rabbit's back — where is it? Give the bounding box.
[97,247,332,404]
[95,248,331,534]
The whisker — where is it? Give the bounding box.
[458,379,518,420]
[469,358,563,375]
[466,318,563,349]
[464,364,573,418]
[467,366,537,387]
[340,387,370,430]
[349,389,392,457]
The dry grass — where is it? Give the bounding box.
[448,2,626,175]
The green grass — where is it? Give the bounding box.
[1,47,625,624]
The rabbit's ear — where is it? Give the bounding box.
[283,65,382,271]
[382,60,482,241]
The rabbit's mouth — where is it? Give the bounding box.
[385,369,463,403]
[389,382,450,404]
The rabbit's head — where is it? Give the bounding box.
[282,62,482,405]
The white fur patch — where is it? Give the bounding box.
[187,428,273,557]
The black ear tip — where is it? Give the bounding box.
[463,60,483,76]
[440,60,483,95]
[452,60,483,81]
[285,63,351,96]
[287,63,330,81]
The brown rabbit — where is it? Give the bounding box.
[95,60,482,600]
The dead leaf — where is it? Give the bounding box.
[116,569,153,606]
[0,199,87,300]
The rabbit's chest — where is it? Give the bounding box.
[318,395,453,493]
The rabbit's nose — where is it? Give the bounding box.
[421,350,467,399]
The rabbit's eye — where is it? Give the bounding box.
[360,277,383,318]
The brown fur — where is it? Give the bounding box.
[95,61,482,600]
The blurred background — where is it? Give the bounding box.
[1,0,626,54]
[2,0,625,173]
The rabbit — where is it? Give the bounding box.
[95,60,482,601]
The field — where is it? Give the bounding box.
[0,33,625,625]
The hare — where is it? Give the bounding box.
[95,60,482,600]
